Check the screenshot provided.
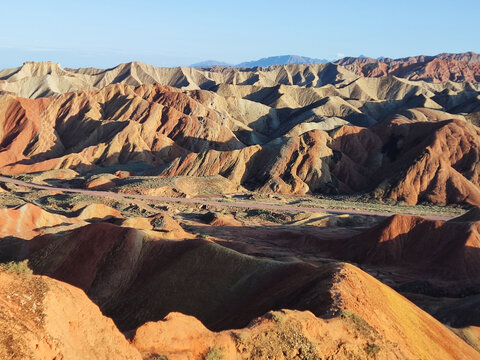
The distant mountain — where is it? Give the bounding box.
[191,55,330,69]
[236,55,329,68]
[190,60,232,68]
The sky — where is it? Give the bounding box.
[1,0,479,69]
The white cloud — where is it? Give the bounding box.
[336,53,345,59]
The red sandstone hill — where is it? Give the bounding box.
[327,213,480,281]
[161,114,480,206]
[0,80,479,205]
[331,116,480,206]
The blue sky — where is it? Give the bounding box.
[1,0,478,68]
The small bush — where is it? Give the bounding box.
[151,356,168,360]
[364,343,380,357]
[0,260,33,275]
[338,309,374,336]
[267,311,285,323]
[204,346,225,360]
[194,233,210,239]
[16,174,34,182]
[232,331,249,344]
[246,209,290,223]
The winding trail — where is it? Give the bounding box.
[0,175,453,220]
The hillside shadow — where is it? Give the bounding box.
[186,219,480,286]
[169,135,244,152]
[0,227,337,332]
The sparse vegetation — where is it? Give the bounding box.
[307,194,464,218]
[0,260,33,275]
[194,233,210,239]
[204,346,225,360]
[151,355,168,360]
[267,311,285,323]
[338,310,375,337]
[246,209,291,223]
[231,331,250,344]
[364,343,380,357]
[14,174,35,182]
[338,310,381,357]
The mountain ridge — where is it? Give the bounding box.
[190,54,329,68]
[2,57,480,101]
[236,55,330,67]
[189,52,480,69]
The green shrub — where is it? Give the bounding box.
[267,310,285,323]
[0,260,33,275]
[337,309,374,336]
[364,343,380,357]
[152,356,168,360]
[194,233,210,239]
[204,346,225,360]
